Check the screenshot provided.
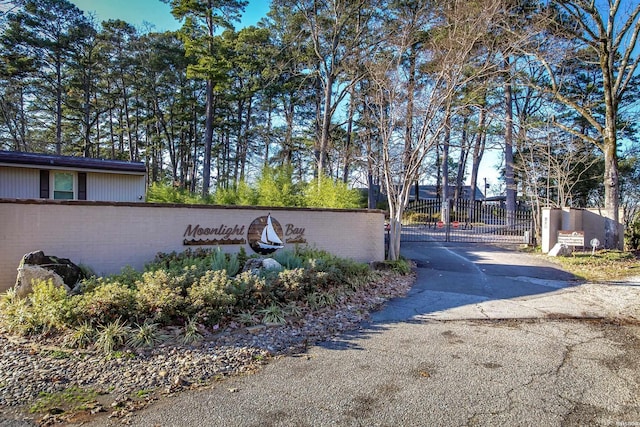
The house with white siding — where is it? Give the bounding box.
[0,151,146,202]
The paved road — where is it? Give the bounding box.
[374,242,640,322]
[51,243,640,425]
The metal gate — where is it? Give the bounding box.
[401,199,533,244]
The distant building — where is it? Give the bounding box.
[0,151,146,202]
[409,185,485,201]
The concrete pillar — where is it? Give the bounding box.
[542,208,562,253]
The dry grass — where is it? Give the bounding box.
[550,250,640,282]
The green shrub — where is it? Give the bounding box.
[273,268,311,301]
[146,182,206,204]
[381,258,412,275]
[212,181,257,206]
[27,280,74,333]
[403,211,439,223]
[0,280,76,335]
[0,247,397,349]
[135,270,185,324]
[303,174,362,209]
[296,247,372,288]
[226,271,269,310]
[150,248,215,273]
[186,270,236,325]
[626,216,640,250]
[75,281,136,326]
[0,288,37,335]
[148,251,211,282]
[237,247,249,270]
[81,266,141,292]
[256,165,304,207]
[295,246,337,264]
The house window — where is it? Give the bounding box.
[53,172,75,199]
[39,170,87,200]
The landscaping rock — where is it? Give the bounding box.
[14,265,70,298]
[262,258,282,270]
[14,250,85,297]
[242,258,283,275]
[242,258,264,274]
[548,243,572,257]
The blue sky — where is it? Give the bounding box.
[69,0,271,32]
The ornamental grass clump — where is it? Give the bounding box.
[259,303,286,325]
[180,317,203,345]
[0,288,36,335]
[127,319,167,349]
[272,250,304,270]
[64,322,95,349]
[210,247,240,276]
[95,318,130,354]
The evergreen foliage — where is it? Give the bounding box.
[147,166,363,208]
[0,247,380,353]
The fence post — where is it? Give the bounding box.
[444,199,451,242]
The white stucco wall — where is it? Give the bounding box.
[541,207,624,253]
[0,200,385,291]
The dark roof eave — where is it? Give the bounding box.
[0,151,146,174]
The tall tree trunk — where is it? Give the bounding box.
[264,100,272,168]
[318,73,334,177]
[441,112,451,222]
[82,68,92,157]
[404,46,416,188]
[603,125,620,248]
[342,87,356,183]
[202,79,214,197]
[239,96,253,182]
[469,106,486,202]
[504,58,516,227]
[55,57,63,155]
[602,52,620,248]
[454,115,469,201]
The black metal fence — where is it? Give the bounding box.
[401,199,533,244]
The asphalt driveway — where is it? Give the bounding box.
[81,242,640,426]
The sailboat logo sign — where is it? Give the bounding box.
[248,214,285,255]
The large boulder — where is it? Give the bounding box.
[15,251,85,298]
[548,243,572,257]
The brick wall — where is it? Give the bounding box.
[0,200,385,291]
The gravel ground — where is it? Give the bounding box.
[0,271,414,425]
